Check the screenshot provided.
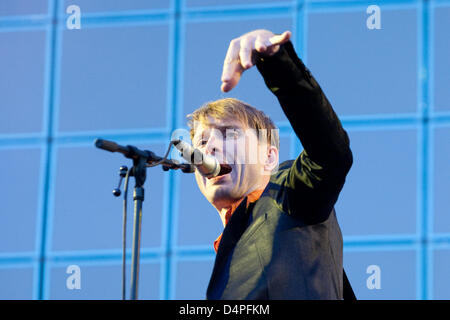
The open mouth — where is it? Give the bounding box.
[218,164,232,176]
[208,164,232,180]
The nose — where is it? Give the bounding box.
[204,134,219,156]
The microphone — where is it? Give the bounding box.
[171,139,232,178]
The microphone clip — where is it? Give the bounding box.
[113,165,128,197]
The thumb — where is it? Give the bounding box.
[268,30,292,46]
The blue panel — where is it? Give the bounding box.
[335,129,417,236]
[58,25,169,132]
[0,266,34,299]
[51,143,166,251]
[308,8,417,116]
[344,249,417,300]
[0,30,46,134]
[186,0,281,7]
[434,7,450,112]
[433,249,450,299]
[175,259,214,299]
[62,0,169,13]
[183,18,293,124]
[433,127,450,233]
[0,0,47,17]
[48,261,160,299]
[0,148,41,253]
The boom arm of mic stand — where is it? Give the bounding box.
[95,138,194,173]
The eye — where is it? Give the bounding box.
[225,129,239,139]
[196,139,207,147]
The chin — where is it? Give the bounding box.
[207,186,231,202]
[206,185,239,206]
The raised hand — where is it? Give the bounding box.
[221,29,292,92]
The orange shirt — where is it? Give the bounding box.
[213,188,265,253]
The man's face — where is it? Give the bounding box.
[192,116,269,210]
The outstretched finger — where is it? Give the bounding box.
[221,63,243,92]
[221,39,240,83]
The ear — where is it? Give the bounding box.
[264,145,279,173]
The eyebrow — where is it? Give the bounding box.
[212,125,242,131]
[193,125,242,141]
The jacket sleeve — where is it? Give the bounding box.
[256,41,353,224]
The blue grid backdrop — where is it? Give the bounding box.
[0,0,449,300]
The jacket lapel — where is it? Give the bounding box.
[207,175,287,297]
[207,196,250,297]
[206,164,292,298]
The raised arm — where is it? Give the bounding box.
[221,29,353,223]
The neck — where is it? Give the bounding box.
[216,175,271,227]
[218,199,244,227]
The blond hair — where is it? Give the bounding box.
[187,98,279,150]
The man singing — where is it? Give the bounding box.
[187,29,354,299]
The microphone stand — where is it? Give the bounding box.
[129,153,146,300]
[95,138,193,300]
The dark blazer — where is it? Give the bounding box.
[206,41,354,300]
